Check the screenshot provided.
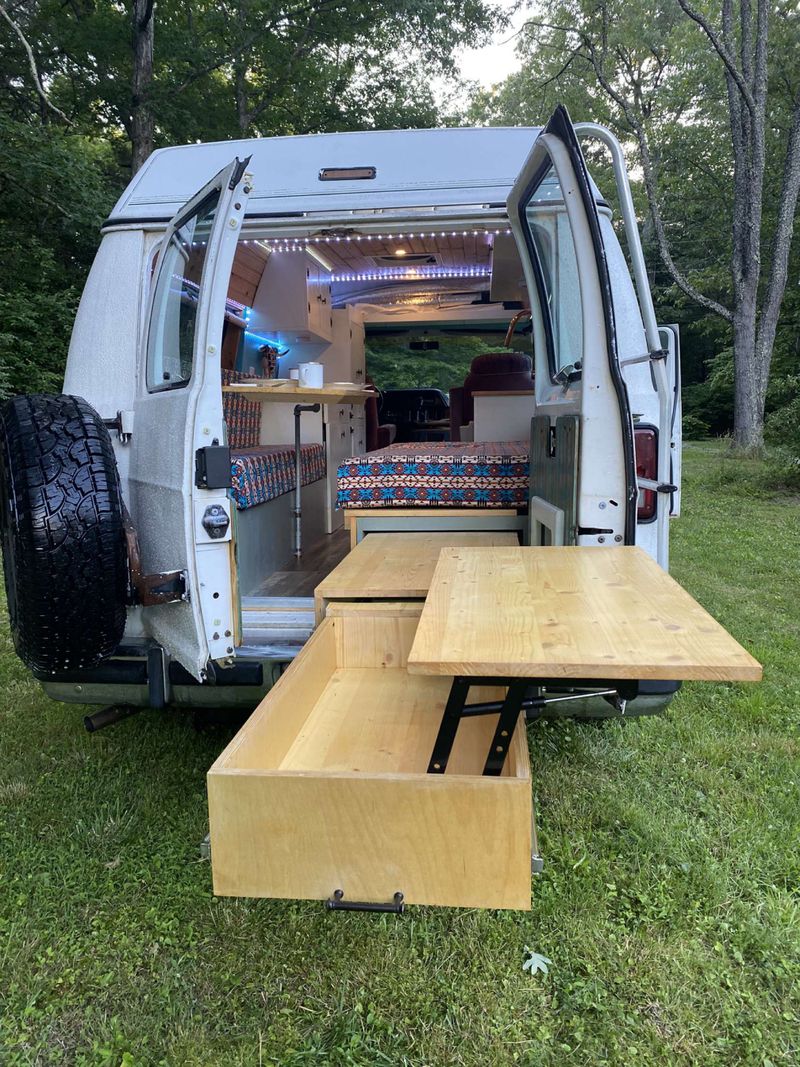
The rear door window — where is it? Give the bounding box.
[145,191,220,391]
[521,166,583,381]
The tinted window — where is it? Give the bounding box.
[521,164,583,379]
[146,192,219,391]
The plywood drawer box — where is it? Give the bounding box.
[208,610,533,910]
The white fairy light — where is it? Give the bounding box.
[253,228,511,247]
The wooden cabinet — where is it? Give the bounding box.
[251,251,332,344]
[306,261,333,341]
[321,310,366,386]
[324,402,365,534]
[207,609,533,910]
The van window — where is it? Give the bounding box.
[145,191,220,391]
[518,165,583,381]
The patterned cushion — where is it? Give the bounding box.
[222,368,261,449]
[230,444,326,511]
[337,441,529,509]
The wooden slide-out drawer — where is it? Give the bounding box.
[208,607,532,910]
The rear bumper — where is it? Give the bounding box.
[38,646,276,710]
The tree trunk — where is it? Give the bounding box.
[234,0,250,135]
[732,296,767,451]
[131,0,155,174]
[234,58,249,135]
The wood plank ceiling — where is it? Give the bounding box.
[259,233,498,274]
[228,241,271,306]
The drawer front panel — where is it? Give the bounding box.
[209,767,531,909]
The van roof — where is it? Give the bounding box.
[106,126,549,227]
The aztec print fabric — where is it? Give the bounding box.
[221,369,261,449]
[337,440,529,509]
[230,444,326,511]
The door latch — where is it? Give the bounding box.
[201,504,230,539]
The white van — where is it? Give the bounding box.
[0,106,681,723]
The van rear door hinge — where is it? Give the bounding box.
[122,504,189,606]
[135,569,188,606]
[103,410,134,443]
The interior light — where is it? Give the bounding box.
[395,249,407,257]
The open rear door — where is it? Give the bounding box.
[507,105,637,548]
[659,324,682,517]
[129,158,253,680]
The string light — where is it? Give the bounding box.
[332,267,491,283]
[250,229,513,253]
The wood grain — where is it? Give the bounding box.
[407,546,762,682]
[324,600,424,618]
[314,531,519,622]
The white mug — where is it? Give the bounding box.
[289,368,300,380]
[298,362,324,388]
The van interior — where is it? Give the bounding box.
[216,225,537,650]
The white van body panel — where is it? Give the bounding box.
[103,126,611,228]
[64,229,147,485]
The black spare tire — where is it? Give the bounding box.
[0,394,128,675]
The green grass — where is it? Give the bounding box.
[1,442,798,1065]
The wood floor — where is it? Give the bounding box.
[255,527,351,598]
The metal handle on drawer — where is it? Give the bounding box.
[325,890,405,914]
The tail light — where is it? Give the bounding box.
[635,426,657,522]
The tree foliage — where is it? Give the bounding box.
[473,0,800,450]
[0,0,502,392]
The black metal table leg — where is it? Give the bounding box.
[482,680,529,775]
[427,676,471,774]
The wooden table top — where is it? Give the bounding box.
[222,383,371,405]
[407,546,762,682]
[315,531,520,603]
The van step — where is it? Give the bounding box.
[242,626,312,644]
[238,596,315,659]
[236,642,306,661]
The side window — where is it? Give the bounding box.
[145,191,220,391]
[517,163,583,381]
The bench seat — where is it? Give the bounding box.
[230,444,326,511]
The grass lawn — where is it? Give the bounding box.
[0,442,798,1065]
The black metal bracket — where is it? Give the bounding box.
[428,676,642,776]
[325,890,404,914]
[195,445,232,490]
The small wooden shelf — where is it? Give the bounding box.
[222,383,370,405]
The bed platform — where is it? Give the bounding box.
[336,440,530,510]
